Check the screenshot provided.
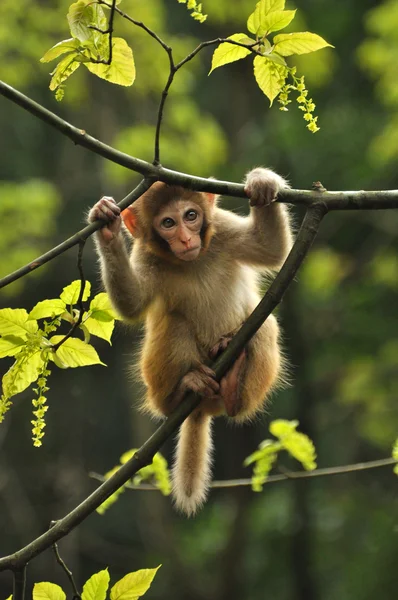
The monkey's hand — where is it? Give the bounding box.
[245,167,288,207]
[88,196,121,244]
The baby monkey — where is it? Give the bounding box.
[88,168,292,516]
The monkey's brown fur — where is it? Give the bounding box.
[88,168,292,516]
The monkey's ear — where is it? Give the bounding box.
[122,207,142,237]
[205,193,218,205]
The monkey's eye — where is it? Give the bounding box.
[161,217,175,229]
[185,210,198,222]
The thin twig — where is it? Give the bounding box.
[87,0,117,64]
[0,202,325,572]
[52,240,86,352]
[98,0,173,54]
[50,522,81,600]
[89,456,397,490]
[12,565,26,600]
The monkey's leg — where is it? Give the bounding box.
[219,350,246,417]
[235,314,282,422]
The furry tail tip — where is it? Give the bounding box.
[171,413,213,517]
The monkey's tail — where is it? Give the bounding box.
[172,412,213,517]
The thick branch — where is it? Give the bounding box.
[0,204,325,572]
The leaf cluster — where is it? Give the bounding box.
[210,0,332,131]
[97,449,171,515]
[244,419,317,491]
[0,280,118,446]
[7,566,160,600]
[40,0,135,100]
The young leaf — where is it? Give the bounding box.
[247,0,286,35]
[392,439,398,476]
[29,299,67,320]
[89,292,119,320]
[85,38,136,87]
[0,335,26,358]
[2,351,44,397]
[253,56,286,104]
[273,32,333,56]
[82,570,110,600]
[0,308,38,338]
[49,53,82,91]
[256,10,296,36]
[67,0,100,42]
[83,315,114,344]
[110,567,161,600]
[270,419,317,470]
[40,38,81,63]
[50,337,105,368]
[209,33,252,74]
[60,280,91,305]
[33,583,66,600]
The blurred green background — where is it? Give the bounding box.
[0,1,397,598]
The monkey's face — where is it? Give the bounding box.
[154,200,204,261]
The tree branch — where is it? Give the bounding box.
[89,456,397,490]
[50,524,81,600]
[12,565,26,600]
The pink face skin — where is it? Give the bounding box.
[154,200,204,261]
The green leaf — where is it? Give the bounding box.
[0,308,38,339]
[253,55,286,104]
[82,570,110,600]
[2,351,44,397]
[209,33,252,74]
[60,280,91,305]
[393,439,398,475]
[29,299,67,320]
[0,335,26,358]
[49,53,82,91]
[83,315,115,344]
[244,440,279,491]
[110,567,161,600]
[257,10,296,36]
[265,52,287,66]
[270,419,317,471]
[247,0,286,35]
[33,583,66,600]
[85,38,136,86]
[89,292,119,320]
[40,38,81,63]
[273,32,333,56]
[67,0,106,42]
[50,337,105,368]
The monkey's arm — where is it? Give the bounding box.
[217,168,293,268]
[88,197,153,320]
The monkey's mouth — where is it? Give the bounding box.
[176,246,201,261]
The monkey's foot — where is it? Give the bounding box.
[220,350,246,417]
[178,365,220,400]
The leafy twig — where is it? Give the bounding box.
[88,0,117,64]
[89,456,398,490]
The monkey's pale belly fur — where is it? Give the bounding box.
[139,260,281,422]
